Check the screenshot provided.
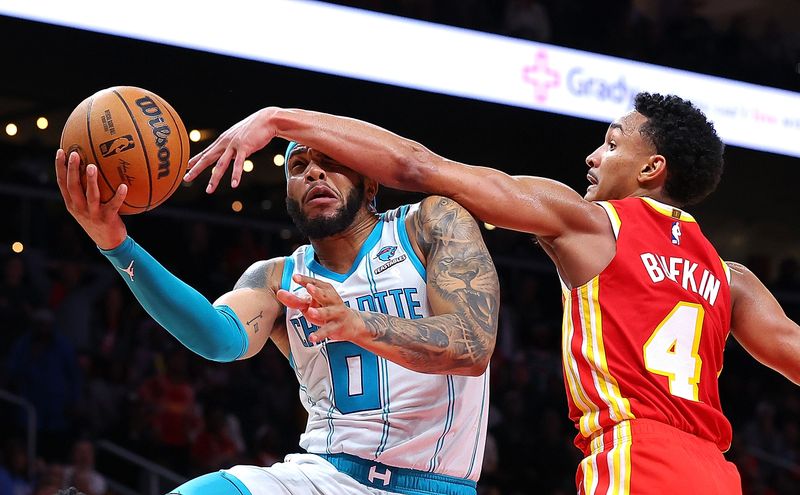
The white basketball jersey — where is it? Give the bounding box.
[281,204,489,481]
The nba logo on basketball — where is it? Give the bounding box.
[671,221,682,245]
[99,135,135,157]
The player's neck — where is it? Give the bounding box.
[309,212,381,273]
[628,189,678,208]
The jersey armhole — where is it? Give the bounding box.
[398,204,426,279]
[596,201,622,240]
[720,258,732,285]
[280,256,295,291]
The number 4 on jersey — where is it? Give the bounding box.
[643,302,705,401]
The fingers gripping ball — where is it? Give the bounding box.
[60,86,190,214]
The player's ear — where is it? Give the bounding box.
[639,154,667,186]
[365,178,379,205]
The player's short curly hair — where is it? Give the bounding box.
[634,92,724,206]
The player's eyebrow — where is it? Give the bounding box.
[288,146,310,162]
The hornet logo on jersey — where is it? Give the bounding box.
[373,246,407,274]
[375,246,397,262]
[671,221,682,246]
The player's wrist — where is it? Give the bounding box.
[95,230,128,251]
[349,309,370,343]
[258,106,282,133]
[268,107,307,139]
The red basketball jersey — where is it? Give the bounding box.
[562,197,732,453]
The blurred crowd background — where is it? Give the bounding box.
[331,0,799,91]
[1,216,799,495]
[1,0,799,494]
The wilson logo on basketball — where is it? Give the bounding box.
[99,135,136,157]
[135,96,173,179]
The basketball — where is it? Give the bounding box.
[60,86,190,214]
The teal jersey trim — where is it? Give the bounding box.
[306,219,385,282]
[428,376,456,472]
[365,252,392,457]
[397,205,426,279]
[281,256,296,291]
[465,372,488,478]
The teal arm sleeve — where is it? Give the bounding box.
[99,236,248,362]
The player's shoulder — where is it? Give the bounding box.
[406,195,479,232]
[723,261,761,301]
[420,194,467,208]
[380,196,470,226]
[415,195,472,221]
[409,196,485,251]
[233,256,286,291]
[724,261,755,286]
[724,260,749,273]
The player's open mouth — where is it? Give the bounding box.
[587,173,598,185]
[304,185,338,204]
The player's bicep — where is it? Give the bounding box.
[429,161,603,238]
[728,262,800,383]
[414,196,500,352]
[217,258,286,359]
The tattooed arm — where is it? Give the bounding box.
[360,196,499,375]
[215,257,289,359]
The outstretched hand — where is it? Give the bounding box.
[276,274,366,345]
[184,107,279,193]
[54,149,128,250]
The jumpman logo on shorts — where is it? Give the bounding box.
[118,260,135,281]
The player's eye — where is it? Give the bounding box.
[608,141,617,151]
[321,159,343,172]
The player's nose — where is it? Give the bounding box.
[586,148,600,168]
[304,161,327,181]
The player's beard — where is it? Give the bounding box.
[286,181,365,239]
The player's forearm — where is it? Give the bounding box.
[100,236,248,362]
[739,329,800,386]
[353,311,493,376]
[764,325,800,386]
[267,107,436,193]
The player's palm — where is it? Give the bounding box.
[185,107,279,192]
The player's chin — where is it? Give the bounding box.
[584,185,598,201]
[303,207,339,222]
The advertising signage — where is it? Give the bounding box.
[2,0,798,157]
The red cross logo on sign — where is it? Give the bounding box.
[522,50,560,103]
